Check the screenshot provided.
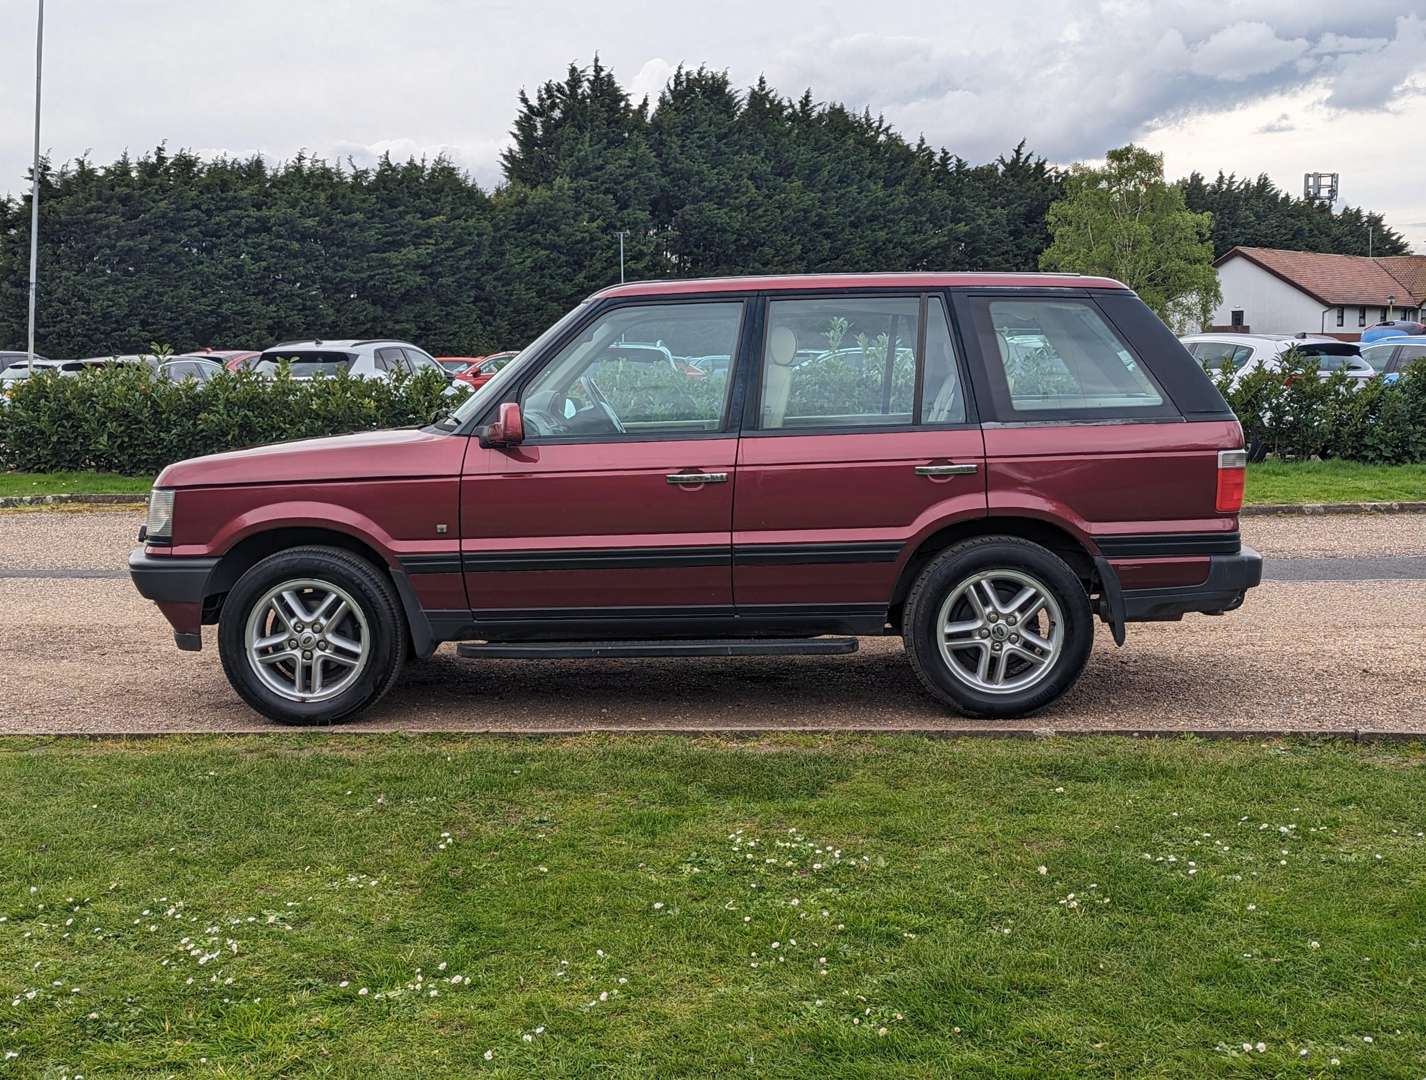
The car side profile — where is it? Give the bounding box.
[1361,337,1426,384]
[254,339,450,382]
[1178,333,1370,387]
[130,273,1262,725]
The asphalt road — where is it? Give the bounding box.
[1,509,1423,735]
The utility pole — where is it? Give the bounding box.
[618,230,627,284]
[26,0,45,366]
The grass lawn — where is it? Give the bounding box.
[1246,460,1426,505]
[0,736,1422,1077]
[0,471,149,498]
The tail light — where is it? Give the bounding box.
[1216,449,1247,513]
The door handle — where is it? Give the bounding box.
[666,471,728,485]
[914,463,978,477]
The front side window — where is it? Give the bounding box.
[1193,340,1253,374]
[519,301,741,439]
[759,297,919,429]
[402,348,440,374]
[974,297,1167,418]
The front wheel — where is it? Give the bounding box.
[902,537,1093,718]
[218,546,406,725]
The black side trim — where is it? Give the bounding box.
[436,602,891,643]
[471,604,736,621]
[1091,555,1127,647]
[733,543,902,566]
[388,565,438,659]
[406,542,906,574]
[1096,531,1241,558]
[456,638,859,660]
[128,548,220,604]
[400,553,464,575]
[464,547,730,573]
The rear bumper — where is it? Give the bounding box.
[1120,544,1263,622]
[129,547,219,650]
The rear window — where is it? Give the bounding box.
[1192,341,1254,373]
[258,350,356,377]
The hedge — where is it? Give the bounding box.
[2,352,1425,477]
[1214,352,1426,464]
[0,364,463,476]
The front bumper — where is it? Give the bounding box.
[1120,544,1264,622]
[129,547,219,650]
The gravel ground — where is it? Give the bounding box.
[1,509,1423,735]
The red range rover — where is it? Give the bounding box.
[130,273,1262,724]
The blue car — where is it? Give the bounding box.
[1361,321,1425,345]
[1360,336,1426,384]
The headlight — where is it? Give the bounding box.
[144,488,175,544]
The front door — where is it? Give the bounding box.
[460,298,747,635]
[732,293,987,622]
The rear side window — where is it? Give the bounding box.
[969,297,1172,420]
[1192,341,1254,373]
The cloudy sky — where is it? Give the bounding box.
[1,0,1424,250]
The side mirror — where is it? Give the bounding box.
[480,401,525,448]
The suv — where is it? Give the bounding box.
[1178,333,1371,387]
[130,273,1262,725]
[254,339,450,382]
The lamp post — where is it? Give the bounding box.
[26,0,45,366]
[1387,294,1396,321]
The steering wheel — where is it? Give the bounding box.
[521,407,564,438]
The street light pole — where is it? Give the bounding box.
[26,0,45,366]
[618,230,627,284]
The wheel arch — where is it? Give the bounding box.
[888,516,1097,630]
[202,525,435,658]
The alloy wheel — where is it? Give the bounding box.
[935,569,1064,694]
[244,578,370,703]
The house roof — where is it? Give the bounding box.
[1216,246,1426,307]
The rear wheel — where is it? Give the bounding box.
[218,546,405,725]
[903,537,1093,717]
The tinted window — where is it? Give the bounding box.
[375,347,409,374]
[402,348,440,374]
[976,298,1166,416]
[760,296,918,428]
[1389,345,1426,374]
[1193,341,1254,373]
[259,351,356,377]
[520,301,741,438]
[1361,345,1395,372]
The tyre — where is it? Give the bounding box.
[218,546,405,725]
[902,536,1093,718]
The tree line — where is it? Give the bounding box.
[0,60,1409,358]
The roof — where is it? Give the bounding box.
[591,271,1129,301]
[1216,246,1426,307]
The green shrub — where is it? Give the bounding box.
[1215,354,1426,465]
[0,364,464,475]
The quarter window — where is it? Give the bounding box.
[519,301,741,439]
[974,297,1166,417]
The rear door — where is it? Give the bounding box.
[957,289,1240,591]
[732,292,986,620]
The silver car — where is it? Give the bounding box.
[254,339,451,383]
[1179,333,1373,388]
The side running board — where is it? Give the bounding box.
[455,638,858,660]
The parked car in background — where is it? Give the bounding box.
[159,357,226,382]
[0,351,49,373]
[437,357,483,375]
[448,351,518,390]
[131,271,1259,726]
[1361,337,1426,384]
[254,340,452,385]
[1179,333,1370,387]
[0,357,112,397]
[167,348,261,371]
[1361,321,1425,344]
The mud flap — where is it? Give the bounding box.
[1092,555,1127,647]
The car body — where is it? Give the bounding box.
[159,357,226,382]
[131,272,1261,726]
[166,349,262,372]
[0,351,48,374]
[1360,336,1426,385]
[1178,333,1371,387]
[1361,321,1424,345]
[253,339,450,384]
[446,351,518,390]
